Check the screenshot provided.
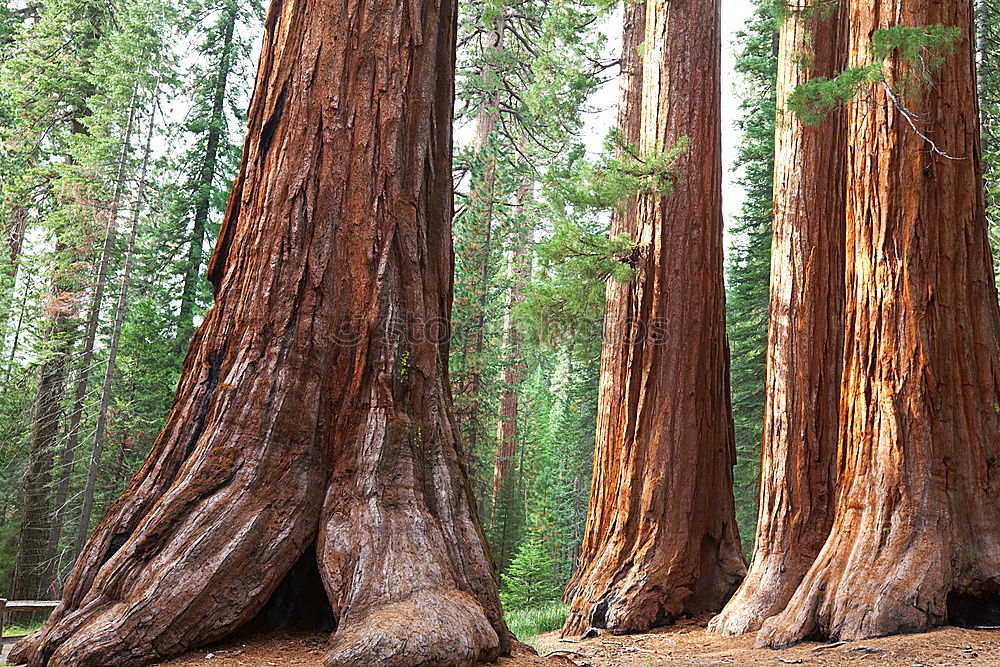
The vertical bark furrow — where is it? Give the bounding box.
[563,0,644,605]
[757,0,1000,648]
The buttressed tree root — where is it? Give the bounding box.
[756,0,1000,647]
[9,0,510,662]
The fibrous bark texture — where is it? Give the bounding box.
[757,0,1000,647]
[563,0,745,636]
[10,0,509,664]
[708,1,846,638]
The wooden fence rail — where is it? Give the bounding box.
[0,598,59,640]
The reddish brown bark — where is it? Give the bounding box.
[758,0,1000,647]
[708,1,847,637]
[489,183,531,573]
[562,0,745,636]
[6,204,28,272]
[9,0,509,664]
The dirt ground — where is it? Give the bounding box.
[159,617,1000,666]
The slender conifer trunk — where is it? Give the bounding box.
[176,1,238,348]
[75,88,160,562]
[49,84,140,563]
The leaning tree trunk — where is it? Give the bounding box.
[50,84,141,568]
[562,0,745,636]
[758,0,1000,647]
[6,203,28,273]
[74,88,160,576]
[707,0,846,638]
[10,0,509,663]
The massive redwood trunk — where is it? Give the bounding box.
[708,1,846,637]
[758,0,1000,647]
[10,0,509,664]
[562,0,745,636]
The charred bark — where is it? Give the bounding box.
[758,0,1000,647]
[708,0,847,637]
[562,0,745,636]
[10,0,509,663]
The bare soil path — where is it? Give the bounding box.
[155,617,1000,666]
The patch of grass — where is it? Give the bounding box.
[504,601,570,641]
[4,620,44,637]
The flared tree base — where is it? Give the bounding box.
[755,519,1000,649]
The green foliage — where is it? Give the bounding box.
[0,0,260,593]
[765,0,838,22]
[788,24,962,124]
[726,0,779,555]
[504,601,570,641]
[978,0,1000,282]
[558,128,690,210]
[501,533,561,611]
[451,0,608,567]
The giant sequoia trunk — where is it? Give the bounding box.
[562,0,745,636]
[757,0,1000,647]
[708,1,846,637]
[10,0,509,663]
